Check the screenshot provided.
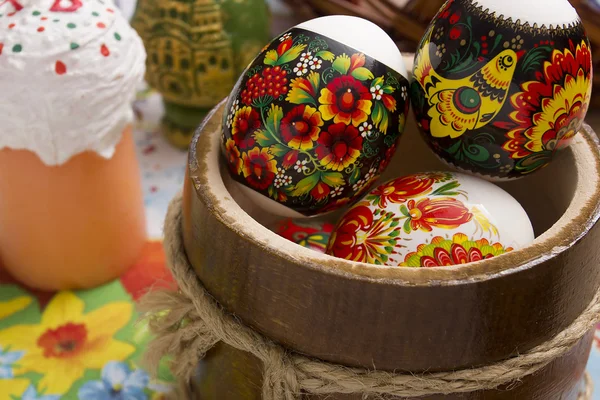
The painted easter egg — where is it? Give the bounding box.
[221,16,411,218]
[411,0,593,180]
[326,172,534,267]
[273,218,334,253]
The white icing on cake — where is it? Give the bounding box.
[0,0,146,165]
[472,0,581,27]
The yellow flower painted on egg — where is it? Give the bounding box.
[0,291,135,395]
[401,233,513,267]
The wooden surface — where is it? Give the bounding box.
[182,100,600,372]
[191,330,594,399]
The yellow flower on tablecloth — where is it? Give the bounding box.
[0,378,29,399]
[0,291,135,395]
[0,296,33,320]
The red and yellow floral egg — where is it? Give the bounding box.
[411,0,593,180]
[326,172,534,267]
[272,218,334,253]
[221,16,411,217]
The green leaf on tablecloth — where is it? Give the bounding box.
[0,285,40,329]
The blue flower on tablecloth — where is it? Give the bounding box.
[21,384,61,400]
[0,345,24,379]
[78,361,149,400]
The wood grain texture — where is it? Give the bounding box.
[191,331,594,399]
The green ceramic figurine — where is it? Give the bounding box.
[132,0,271,148]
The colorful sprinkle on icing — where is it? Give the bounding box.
[41,16,47,20]
[100,44,109,56]
[50,0,82,13]
[37,26,44,32]
[67,22,75,28]
[106,8,113,13]
[70,42,79,50]
[12,44,21,52]
[92,11,99,16]
[8,23,15,28]
[114,32,121,41]
[55,60,66,75]
[32,10,40,16]
[0,43,3,55]
[97,22,105,28]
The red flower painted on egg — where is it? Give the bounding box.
[242,147,278,190]
[280,105,323,150]
[232,106,260,150]
[315,123,363,171]
[403,197,472,233]
[318,76,372,127]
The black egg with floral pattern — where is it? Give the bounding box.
[411,0,593,180]
[221,28,410,216]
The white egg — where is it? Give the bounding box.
[326,172,534,267]
[296,16,409,77]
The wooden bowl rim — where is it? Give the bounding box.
[188,100,600,287]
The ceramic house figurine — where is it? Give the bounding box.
[0,0,147,290]
[132,0,270,148]
[411,0,593,180]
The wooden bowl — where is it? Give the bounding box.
[183,94,600,369]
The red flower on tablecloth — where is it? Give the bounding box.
[120,241,173,301]
[366,175,436,208]
[315,123,363,171]
[326,205,402,265]
[242,147,278,190]
[280,105,323,150]
[319,75,372,126]
[503,40,592,173]
[401,197,472,233]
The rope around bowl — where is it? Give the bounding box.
[139,192,599,399]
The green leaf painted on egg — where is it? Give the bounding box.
[316,50,335,61]
[278,44,307,65]
[321,171,345,187]
[266,104,283,136]
[269,143,289,157]
[291,173,321,196]
[264,49,279,66]
[351,67,374,81]
[332,54,351,75]
[254,129,278,147]
[348,167,361,186]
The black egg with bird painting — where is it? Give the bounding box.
[411,0,593,180]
